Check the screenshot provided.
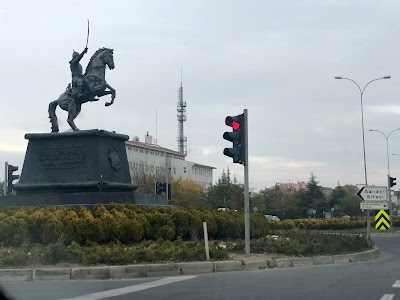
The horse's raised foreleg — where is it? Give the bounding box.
[48,100,59,133]
[103,83,116,106]
[67,101,80,131]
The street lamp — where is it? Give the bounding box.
[335,75,391,240]
[369,128,400,231]
[369,129,400,174]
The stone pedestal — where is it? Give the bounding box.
[13,129,137,203]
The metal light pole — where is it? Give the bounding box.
[369,128,400,231]
[243,109,250,257]
[335,75,391,241]
[164,150,169,202]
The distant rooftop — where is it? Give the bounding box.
[125,140,186,158]
[193,163,216,170]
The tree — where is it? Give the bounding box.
[334,185,361,216]
[207,168,244,210]
[298,173,327,218]
[259,185,283,217]
[129,162,169,194]
[169,178,206,207]
[329,185,346,208]
[258,185,299,220]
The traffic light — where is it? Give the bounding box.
[390,176,397,188]
[163,183,172,200]
[155,182,163,194]
[7,164,19,194]
[223,113,246,165]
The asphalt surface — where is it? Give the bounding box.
[1,236,399,300]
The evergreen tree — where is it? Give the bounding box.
[299,172,327,218]
[207,168,244,209]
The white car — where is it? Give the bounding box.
[265,215,281,221]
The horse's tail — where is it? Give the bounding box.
[48,100,59,133]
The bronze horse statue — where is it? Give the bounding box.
[48,48,116,132]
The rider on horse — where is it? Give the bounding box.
[69,48,88,98]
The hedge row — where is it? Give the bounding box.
[0,204,396,247]
[0,231,370,268]
[268,216,400,230]
[0,204,269,246]
[228,230,370,256]
[0,239,229,267]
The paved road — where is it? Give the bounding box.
[1,236,399,300]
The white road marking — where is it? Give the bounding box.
[393,280,400,288]
[58,275,197,300]
[380,294,395,300]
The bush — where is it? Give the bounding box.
[228,230,370,256]
[0,205,373,247]
[156,225,176,241]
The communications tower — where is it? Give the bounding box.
[177,79,187,154]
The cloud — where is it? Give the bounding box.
[250,156,326,169]
[200,146,219,156]
[367,105,400,115]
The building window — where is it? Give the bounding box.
[173,168,176,174]
[183,167,186,174]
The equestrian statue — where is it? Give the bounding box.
[48,20,116,132]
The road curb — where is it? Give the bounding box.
[312,255,334,265]
[0,247,380,282]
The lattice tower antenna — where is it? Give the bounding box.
[177,70,187,154]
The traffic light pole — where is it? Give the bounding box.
[388,175,393,230]
[3,162,7,196]
[223,109,250,256]
[243,109,250,257]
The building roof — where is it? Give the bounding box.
[192,163,216,170]
[125,141,186,157]
[276,181,307,191]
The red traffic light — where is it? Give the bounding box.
[232,121,240,130]
[225,116,241,130]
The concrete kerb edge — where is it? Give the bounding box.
[0,247,380,281]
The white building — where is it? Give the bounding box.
[125,133,215,189]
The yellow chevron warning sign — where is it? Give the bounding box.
[375,210,390,230]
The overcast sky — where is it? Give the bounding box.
[2,0,400,191]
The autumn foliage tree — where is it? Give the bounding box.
[169,178,207,207]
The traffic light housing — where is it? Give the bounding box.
[390,176,397,188]
[7,164,19,194]
[155,182,163,194]
[163,183,172,200]
[223,113,246,165]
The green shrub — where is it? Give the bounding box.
[156,225,176,241]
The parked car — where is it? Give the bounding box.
[264,215,281,221]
